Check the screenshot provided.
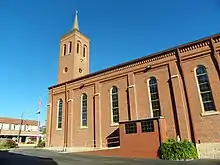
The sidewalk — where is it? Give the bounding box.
[16,143,36,149]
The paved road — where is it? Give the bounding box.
[0,148,220,165]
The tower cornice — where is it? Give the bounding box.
[60,29,90,42]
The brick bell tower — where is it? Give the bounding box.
[57,10,90,84]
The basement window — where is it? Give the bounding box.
[141,120,154,133]
[125,123,137,134]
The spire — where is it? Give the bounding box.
[72,10,79,31]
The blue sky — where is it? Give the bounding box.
[0,0,219,125]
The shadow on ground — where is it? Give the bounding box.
[4,148,220,165]
[0,150,57,165]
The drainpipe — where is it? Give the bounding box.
[93,84,97,148]
[210,38,220,79]
[157,118,162,145]
[176,48,196,143]
[63,83,68,151]
[94,91,101,148]
[49,87,53,147]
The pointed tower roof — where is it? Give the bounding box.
[72,10,79,31]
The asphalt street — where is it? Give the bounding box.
[0,148,220,165]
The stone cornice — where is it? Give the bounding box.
[49,33,220,89]
[103,51,176,76]
[179,40,210,53]
[213,36,220,43]
[61,29,90,42]
[52,57,175,94]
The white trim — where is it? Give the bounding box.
[200,111,219,117]
[110,86,119,125]
[127,85,135,88]
[56,99,63,130]
[94,93,100,96]
[110,123,119,127]
[79,126,87,130]
[194,65,215,113]
[56,128,62,131]
[171,74,179,79]
[80,93,88,128]
[110,87,113,124]
[147,78,154,118]
[68,99,73,102]
[147,77,161,118]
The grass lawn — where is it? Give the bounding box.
[0,145,10,150]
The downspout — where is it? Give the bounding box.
[93,89,101,148]
[176,48,196,143]
[210,38,220,80]
[127,73,138,120]
[49,87,53,147]
[93,84,96,148]
[157,118,162,145]
[167,66,180,137]
[126,76,131,120]
[63,83,68,151]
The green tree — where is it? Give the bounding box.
[41,126,46,134]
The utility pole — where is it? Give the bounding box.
[37,97,42,143]
[17,112,24,143]
[0,123,3,137]
[17,111,30,143]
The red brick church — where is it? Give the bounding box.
[46,11,220,159]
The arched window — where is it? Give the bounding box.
[69,41,72,53]
[195,65,215,112]
[77,41,81,54]
[81,93,88,127]
[148,77,161,117]
[63,44,67,56]
[57,99,63,129]
[111,86,119,123]
[83,45,87,57]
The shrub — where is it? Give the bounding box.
[0,139,18,149]
[158,139,198,160]
[36,139,45,148]
[5,139,18,148]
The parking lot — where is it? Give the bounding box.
[0,148,219,165]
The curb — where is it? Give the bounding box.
[0,148,15,151]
